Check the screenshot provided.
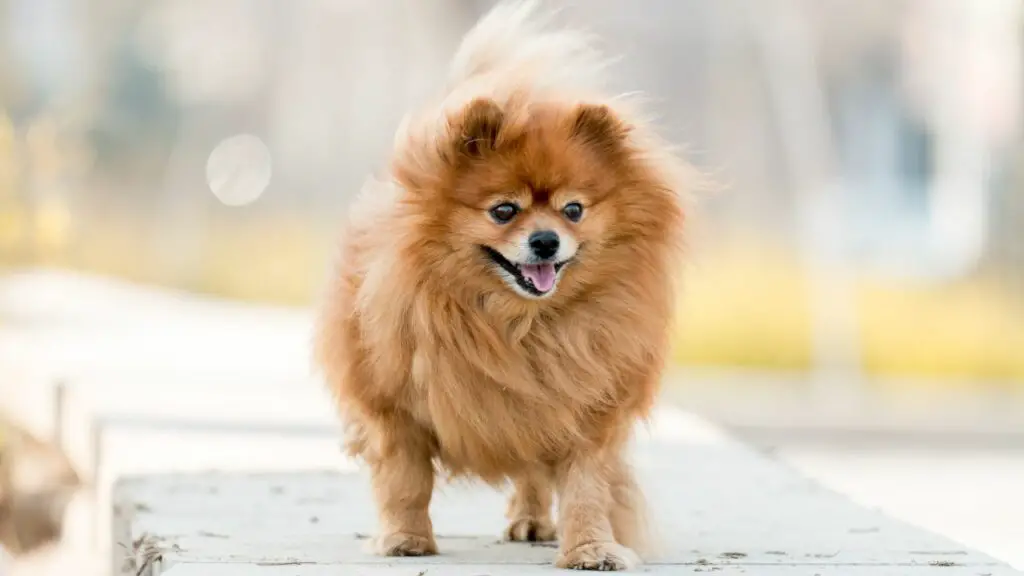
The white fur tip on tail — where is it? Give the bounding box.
[447,0,610,99]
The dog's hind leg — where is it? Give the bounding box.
[504,466,557,542]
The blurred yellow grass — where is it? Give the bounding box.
[671,244,813,370]
[858,278,1024,383]
[69,213,332,305]
[670,245,1024,383]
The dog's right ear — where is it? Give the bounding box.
[452,98,505,158]
[570,104,630,154]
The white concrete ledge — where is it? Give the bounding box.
[112,430,1018,575]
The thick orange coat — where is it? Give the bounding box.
[315,94,686,484]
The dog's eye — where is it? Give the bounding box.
[563,202,584,223]
[489,203,519,224]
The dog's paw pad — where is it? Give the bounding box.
[504,517,557,542]
[556,541,640,571]
[371,532,438,557]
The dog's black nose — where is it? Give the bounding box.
[528,230,560,260]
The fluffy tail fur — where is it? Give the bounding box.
[444,0,612,105]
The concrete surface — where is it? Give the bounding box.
[2,269,1023,573]
[112,430,1018,575]
[663,376,1024,568]
[780,447,1024,575]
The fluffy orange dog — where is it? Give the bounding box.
[315,1,688,570]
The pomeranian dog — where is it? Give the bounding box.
[315,1,689,570]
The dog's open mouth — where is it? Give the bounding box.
[481,247,570,297]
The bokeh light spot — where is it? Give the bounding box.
[205,134,272,207]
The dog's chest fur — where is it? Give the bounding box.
[404,309,636,480]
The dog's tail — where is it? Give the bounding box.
[446,0,610,101]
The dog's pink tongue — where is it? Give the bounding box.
[521,263,556,292]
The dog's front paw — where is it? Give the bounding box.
[556,541,640,571]
[504,517,557,542]
[371,532,438,557]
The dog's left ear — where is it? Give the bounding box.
[570,104,630,153]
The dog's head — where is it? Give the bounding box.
[394,96,681,302]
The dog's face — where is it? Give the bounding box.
[470,188,584,299]
[395,97,657,302]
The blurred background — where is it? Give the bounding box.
[1,0,1022,380]
[0,0,1022,573]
